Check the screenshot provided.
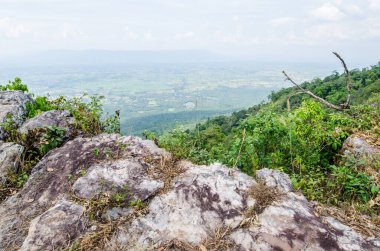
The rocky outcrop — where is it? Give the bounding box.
[0,91,31,139]
[0,134,168,250]
[0,141,24,185]
[341,134,380,159]
[0,131,378,250]
[229,169,377,251]
[114,162,256,249]
[18,110,76,138]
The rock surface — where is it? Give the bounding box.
[72,158,164,200]
[0,141,24,185]
[18,110,75,138]
[114,162,256,249]
[0,91,31,139]
[0,134,166,250]
[0,133,378,250]
[341,134,380,159]
[20,199,85,251]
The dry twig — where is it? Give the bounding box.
[284,52,353,111]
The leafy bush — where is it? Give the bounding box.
[25,93,121,136]
[39,126,66,155]
[26,96,59,118]
[1,79,121,200]
[159,63,380,211]
[329,165,378,203]
[0,78,28,92]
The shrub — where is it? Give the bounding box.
[39,126,66,155]
[0,78,28,92]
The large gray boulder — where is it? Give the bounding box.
[113,162,256,249]
[0,91,32,140]
[0,133,378,251]
[111,166,379,251]
[229,169,378,251]
[0,141,24,185]
[17,110,75,138]
[0,134,168,250]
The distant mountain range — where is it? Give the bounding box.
[2,50,230,67]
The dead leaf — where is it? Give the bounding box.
[199,244,207,251]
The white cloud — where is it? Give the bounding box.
[369,23,380,38]
[270,17,296,27]
[369,0,380,10]
[0,17,30,38]
[343,4,362,15]
[175,31,195,40]
[58,22,82,39]
[124,27,139,40]
[311,3,344,21]
[305,23,348,40]
[143,31,154,41]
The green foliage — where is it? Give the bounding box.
[26,96,60,118]
[25,92,121,136]
[159,63,380,210]
[0,78,28,92]
[7,171,29,188]
[1,79,121,202]
[111,192,129,207]
[129,199,145,209]
[61,94,120,136]
[0,114,18,140]
[329,165,378,203]
[39,126,66,155]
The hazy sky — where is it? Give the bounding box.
[0,0,379,64]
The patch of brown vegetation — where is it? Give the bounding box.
[67,199,149,251]
[156,227,234,251]
[249,182,281,214]
[145,155,185,193]
[201,226,234,251]
[313,202,380,238]
[353,132,380,148]
[157,239,196,251]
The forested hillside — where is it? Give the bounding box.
[157,62,380,219]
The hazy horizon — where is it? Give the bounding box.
[1,0,379,65]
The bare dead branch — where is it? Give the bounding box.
[333,52,352,108]
[282,70,343,111]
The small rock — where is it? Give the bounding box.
[0,141,24,185]
[18,110,76,139]
[256,168,293,193]
[341,135,380,159]
[20,199,85,251]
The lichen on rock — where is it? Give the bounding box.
[0,91,32,140]
[0,141,24,185]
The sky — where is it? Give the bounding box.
[0,0,379,65]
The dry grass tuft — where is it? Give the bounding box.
[313,202,380,238]
[249,182,281,214]
[67,201,149,251]
[73,222,115,251]
[201,226,234,251]
[145,155,185,193]
[155,227,234,251]
[156,239,196,251]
